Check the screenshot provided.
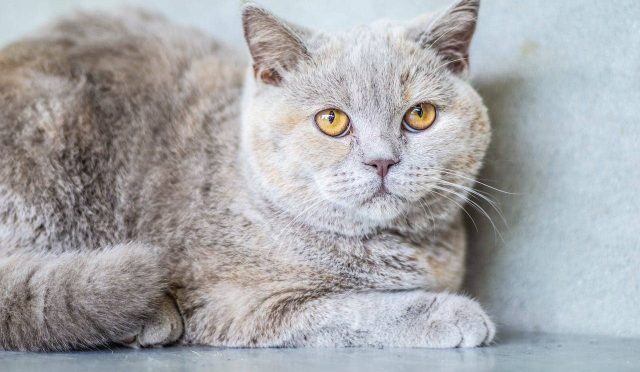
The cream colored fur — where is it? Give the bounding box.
[0,0,494,351]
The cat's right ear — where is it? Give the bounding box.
[242,4,310,85]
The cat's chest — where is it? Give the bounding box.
[268,230,436,288]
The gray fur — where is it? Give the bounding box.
[0,0,494,351]
[0,243,167,350]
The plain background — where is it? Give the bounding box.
[0,0,638,339]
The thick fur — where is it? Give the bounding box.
[0,0,494,351]
[0,244,168,350]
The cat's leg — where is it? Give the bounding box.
[0,242,181,351]
[186,289,493,348]
[300,290,495,348]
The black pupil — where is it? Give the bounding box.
[413,105,423,117]
[327,111,335,123]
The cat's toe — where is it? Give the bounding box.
[427,294,495,348]
[138,295,183,347]
[455,311,494,347]
[424,320,464,348]
[121,294,183,348]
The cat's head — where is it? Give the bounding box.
[240,0,490,235]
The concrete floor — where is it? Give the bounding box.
[1,331,638,372]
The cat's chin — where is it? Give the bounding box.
[356,192,405,223]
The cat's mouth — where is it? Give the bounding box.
[355,185,408,222]
[373,184,390,197]
[362,184,404,205]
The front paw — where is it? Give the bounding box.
[120,294,184,348]
[424,294,495,348]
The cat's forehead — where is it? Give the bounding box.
[318,24,417,67]
[288,26,453,111]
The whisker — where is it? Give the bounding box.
[418,198,437,238]
[271,196,325,254]
[430,167,516,195]
[432,185,504,242]
[435,179,508,226]
[428,188,479,233]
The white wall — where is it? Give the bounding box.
[1,0,638,338]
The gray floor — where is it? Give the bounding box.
[1,331,639,372]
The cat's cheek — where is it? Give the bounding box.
[272,111,308,135]
[248,131,293,191]
[449,81,491,137]
[289,130,352,169]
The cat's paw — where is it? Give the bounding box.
[120,295,183,348]
[424,294,495,348]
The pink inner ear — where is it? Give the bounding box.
[437,47,470,75]
[253,64,282,85]
[242,5,311,86]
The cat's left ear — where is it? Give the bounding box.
[242,3,311,85]
[407,0,480,76]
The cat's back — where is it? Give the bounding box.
[0,9,245,251]
[0,9,241,134]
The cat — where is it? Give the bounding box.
[0,0,494,351]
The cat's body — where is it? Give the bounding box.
[0,0,494,351]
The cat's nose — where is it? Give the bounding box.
[365,159,398,178]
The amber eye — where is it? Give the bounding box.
[402,103,437,132]
[314,109,351,137]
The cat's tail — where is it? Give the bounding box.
[0,242,168,351]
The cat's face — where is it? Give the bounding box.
[241,0,490,233]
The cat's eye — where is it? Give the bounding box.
[315,109,351,137]
[402,103,437,132]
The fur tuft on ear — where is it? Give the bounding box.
[242,3,310,85]
[409,0,480,76]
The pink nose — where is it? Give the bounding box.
[365,159,398,178]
